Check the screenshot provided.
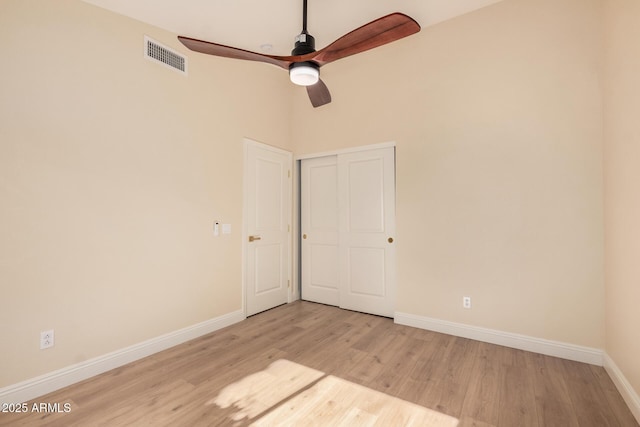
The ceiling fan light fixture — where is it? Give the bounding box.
[289,62,319,86]
[178,0,420,108]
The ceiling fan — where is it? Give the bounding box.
[178,0,421,108]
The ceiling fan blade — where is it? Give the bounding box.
[178,36,294,70]
[306,79,332,108]
[311,13,420,66]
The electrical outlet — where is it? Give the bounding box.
[463,296,472,309]
[40,330,54,349]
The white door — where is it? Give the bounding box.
[300,156,339,306]
[301,146,396,317]
[245,140,292,316]
[338,147,396,317]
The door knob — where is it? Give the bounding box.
[248,235,262,242]
[388,237,394,243]
[303,234,307,239]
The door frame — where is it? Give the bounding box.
[242,138,293,316]
[293,141,397,306]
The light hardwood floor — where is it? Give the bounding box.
[1,301,637,426]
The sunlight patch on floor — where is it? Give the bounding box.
[208,359,459,426]
[207,359,325,420]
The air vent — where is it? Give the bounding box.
[144,36,187,75]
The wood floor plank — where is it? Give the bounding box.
[458,416,498,427]
[423,337,479,417]
[459,342,503,425]
[369,335,429,396]
[343,321,406,386]
[406,332,457,384]
[561,359,624,427]
[397,332,460,411]
[497,364,539,427]
[66,379,195,427]
[1,301,637,427]
[530,353,580,427]
[590,364,640,427]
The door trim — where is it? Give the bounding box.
[295,141,396,161]
[242,138,293,316]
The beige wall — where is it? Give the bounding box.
[293,0,605,348]
[604,0,640,400]
[0,0,291,387]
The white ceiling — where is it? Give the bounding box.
[82,0,504,55]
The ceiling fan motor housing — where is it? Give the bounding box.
[289,32,320,86]
[292,32,316,55]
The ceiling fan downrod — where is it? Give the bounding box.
[302,0,308,33]
[292,0,315,55]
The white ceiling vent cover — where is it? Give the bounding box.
[144,36,187,75]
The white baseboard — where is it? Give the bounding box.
[604,353,640,424]
[394,312,603,366]
[0,310,245,405]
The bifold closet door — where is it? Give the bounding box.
[301,147,396,317]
